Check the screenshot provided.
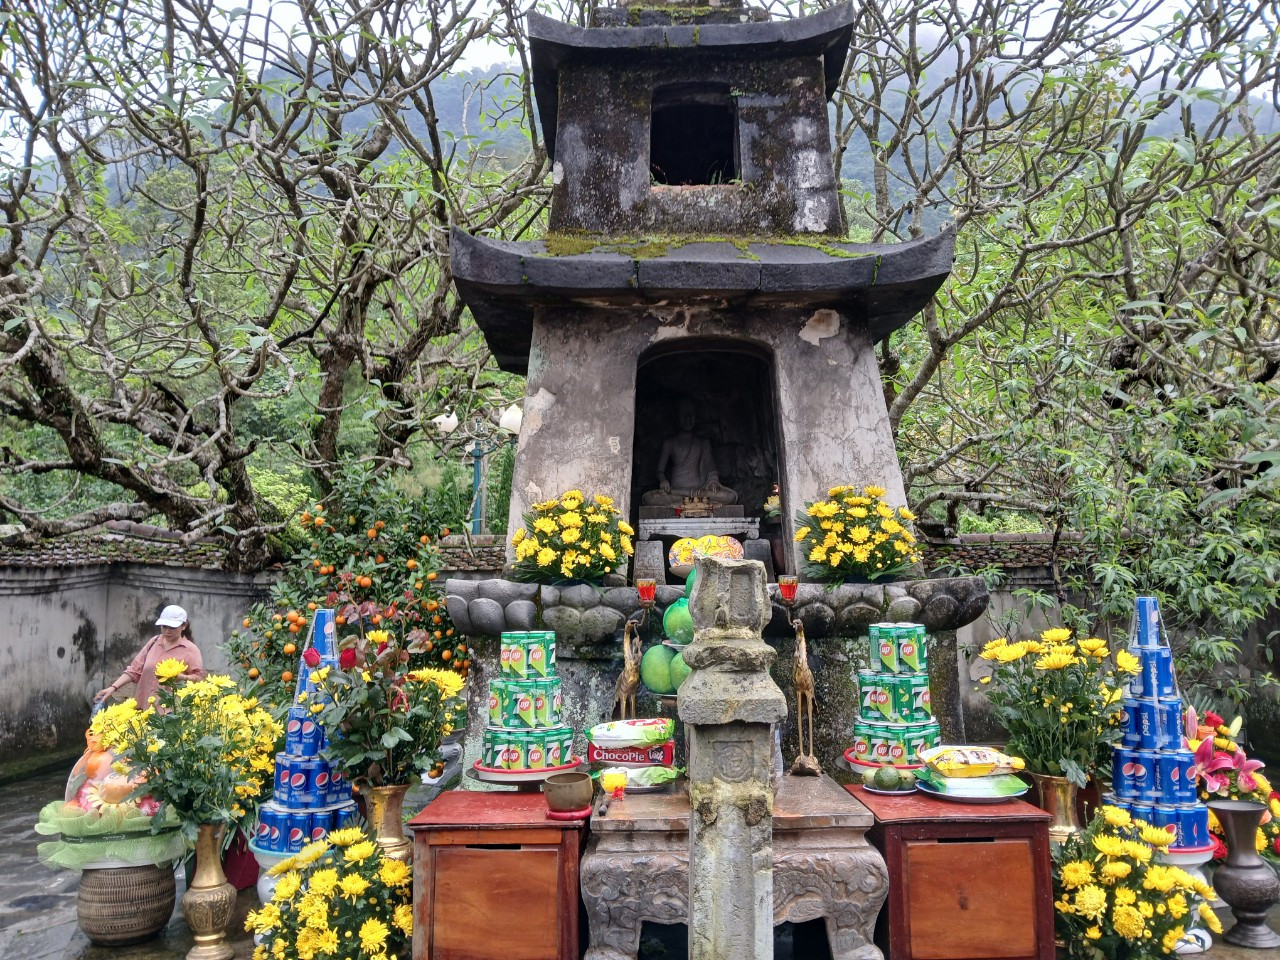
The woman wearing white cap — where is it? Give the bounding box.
[94,604,206,707]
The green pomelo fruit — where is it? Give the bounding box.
[663,599,694,645]
[684,569,697,597]
[873,766,902,790]
[669,651,692,690]
[640,644,676,694]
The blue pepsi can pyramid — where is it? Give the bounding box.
[1108,597,1209,850]
[253,608,356,855]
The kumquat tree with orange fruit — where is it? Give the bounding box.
[226,466,468,710]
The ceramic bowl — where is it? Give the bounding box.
[542,771,593,811]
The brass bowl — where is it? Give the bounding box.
[542,771,593,811]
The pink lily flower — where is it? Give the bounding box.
[1232,748,1265,794]
[1194,737,1234,793]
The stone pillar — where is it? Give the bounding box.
[679,556,787,960]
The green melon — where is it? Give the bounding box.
[669,651,692,690]
[640,644,676,694]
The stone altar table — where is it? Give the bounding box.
[579,774,888,960]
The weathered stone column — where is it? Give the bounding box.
[679,556,788,960]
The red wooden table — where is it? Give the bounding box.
[408,791,586,960]
[846,785,1054,960]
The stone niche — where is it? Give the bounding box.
[630,341,781,524]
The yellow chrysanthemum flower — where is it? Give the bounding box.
[343,840,378,864]
[394,903,414,936]
[1112,903,1146,939]
[1040,627,1072,644]
[536,547,556,567]
[366,629,390,646]
[1199,902,1223,934]
[533,516,557,535]
[863,485,886,497]
[559,511,583,528]
[272,871,302,902]
[1035,651,1079,670]
[1123,840,1152,863]
[515,538,539,560]
[618,521,634,536]
[1139,824,1175,849]
[154,658,187,682]
[379,858,412,888]
[1168,893,1189,919]
[1072,885,1107,919]
[1162,927,1185,953]
[793,526,811,542]
[994,642,1031,663]
[1085,926,1102,940]
[308,867,340,897]
[1092,834,1126,858]
[359,917,390,953]
[338,873,371,899]
[1101,805,1132,828]
[294,839,331,866]
[1115,650,1141,674]
[327,826,365,847]
[1060,861,1094,889]
[511,527,526,546]
[1114,886,1137,905]
[1101,861,1132,882]
[1077,637,1108,657]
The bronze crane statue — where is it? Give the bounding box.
[613,618,642,720]
[790,617,822,776]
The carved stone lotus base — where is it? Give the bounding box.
[579,776,887,960]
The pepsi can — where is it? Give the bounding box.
[1140,647,1175,700]
[286,757,321,806]
[312,761,331,801]
[274,753,298,805]
[333,800,359,828]
[1154,750,1196,804]
[1113,748,1140,799]
[1131,800,1156,824]
[309,807,335,840]
[284,709,309,755]
[256,803,288,853]
[1132,750,1158,802]
[299,717,324,756]
[1134,596,1161,648]
[1136,701,1162,749]
[311,608,337,659]
[1119,699,1142,748]
[326,766,350,804]
[1159,698,1185,751]
[1176,805,1209,849]
[1152,804,1181,843]
[284,812,309,853]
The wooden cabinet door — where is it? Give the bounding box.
[427,845,563,960]
[903,838,1038,960]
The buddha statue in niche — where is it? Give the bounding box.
[640,399,739,506]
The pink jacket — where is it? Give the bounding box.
[120,635,206,706]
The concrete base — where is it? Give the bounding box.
[580,776,886,960]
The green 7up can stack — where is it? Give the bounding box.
[850,622,941,767]
[479,631,575,773]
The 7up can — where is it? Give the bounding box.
[898,628,928,672]
[869,624,900,673]
[903,675,933,722]
[858,671,894,721]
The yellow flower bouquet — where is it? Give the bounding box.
[509,490,635,583]
[979,628,1132,786]
[793,484,922,583]
[100,668,281,839]
[1053,806,1221,959]
[247,826,412,960]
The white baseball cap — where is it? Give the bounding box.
[155,604,188,627]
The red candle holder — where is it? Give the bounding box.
[777,575,799,606]
[635,578,657,608]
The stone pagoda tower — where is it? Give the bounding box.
[451,0,955,580]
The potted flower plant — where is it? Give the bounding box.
[246,825,413,960]
[100,667,280,960]
[35,704,187,946]
[1053,805,1222,958]
[308,631,465,861]
[979,628,1133,842]
[792,484,922,584]
[1188,710,1279,865]
[508,489,635,583]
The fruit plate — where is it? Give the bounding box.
[471,757,583,783]
[861,784,918,796]
[916,780,1029,804]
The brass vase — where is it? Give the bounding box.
[1029,772,1082,846]
[181,823,236,960]
[364,783,412,862]
[1208,799,1280,948]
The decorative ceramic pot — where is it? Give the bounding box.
[364,784,412,862]
[182,823,236,960]
[77,863,176,945]
[1029,772,1081,846]
[1207,799,1280,948]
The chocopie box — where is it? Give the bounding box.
[587,739,676,768]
